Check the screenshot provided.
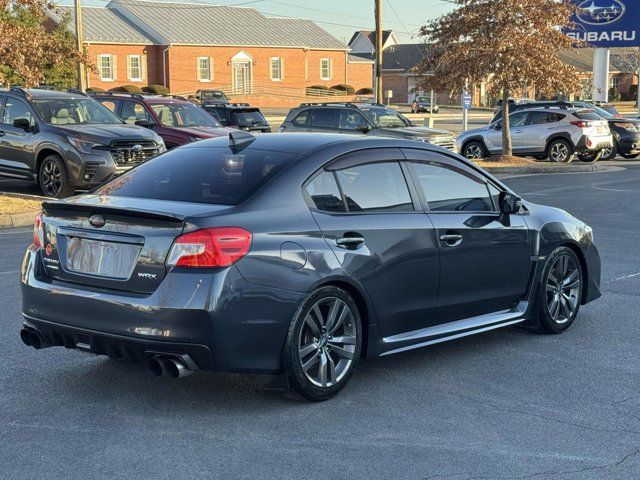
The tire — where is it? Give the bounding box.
[547,139,573,163]
[620,152,640,159]
[600,141,618,161]
[38,154,74,198]
[283,286,362,402]
[536,247,583,334]
[462,140,487,160]
[577,151,602,163]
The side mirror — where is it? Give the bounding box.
[135,119,151,128]
[355,125,370,133]
[492,122,502,130]
[13,118,32,131]
[499,191,522,214]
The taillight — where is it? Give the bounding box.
[167,227,252,268]
[570,121,592,128]
[32,212,44,248]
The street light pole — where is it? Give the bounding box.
[374,0,383,104]
[74,0,87,91]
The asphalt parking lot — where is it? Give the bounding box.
[1,165,640,479]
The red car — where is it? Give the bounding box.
[92,93,234,149]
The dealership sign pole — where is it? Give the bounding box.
[564,0,640,102]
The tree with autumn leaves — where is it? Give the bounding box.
[417,0,583,157]
[0,0,92,88]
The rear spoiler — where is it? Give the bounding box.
[42,201,187,223]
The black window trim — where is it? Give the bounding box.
[401,150,502,214]
[302,148,420,215]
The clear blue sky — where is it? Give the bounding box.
[68,0,454,44]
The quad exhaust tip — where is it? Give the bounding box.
[148,356,193,379]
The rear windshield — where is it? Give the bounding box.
[95,146,299,205]
[573,110,602,121]
[232,109,266,126]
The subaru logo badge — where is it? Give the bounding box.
[89,214,106,228]
[132,144,143,153]
[577,0,625,25]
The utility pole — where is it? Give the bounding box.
[374,0,383,104]
[75,0,87,91]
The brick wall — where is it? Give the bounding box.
[85,44,163,91]
[347,61,374,93]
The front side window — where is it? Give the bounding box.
[150,102,222,128]
[270,57,283,81]
[305,171,346,212]
[292,110,309,126]
[2,98,34,127]
[320,58,332,80]
[509,111,528,127]
[198,57,212,82]
[360,106,410,128]
[336,162,413,212]
[128,55,142,81]
[99,54,114,80]
[338,110,369,131]
[411,161,494,212]
[528,111,565,125]
[95,147,299,206]
[32,98,122,125]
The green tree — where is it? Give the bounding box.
[416,0,583,157]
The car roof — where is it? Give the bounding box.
[2,88,88,100]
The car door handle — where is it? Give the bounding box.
[0,131,5,137]
[440,233,463,247]
[336,236,365,249]
[514,130,522,134]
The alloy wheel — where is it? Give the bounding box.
[549,142,570,163]
[465,143,483,159]
[545,255,581,324]
[298,297,357,388]
[601,146,613,159]
[41,160,63,197]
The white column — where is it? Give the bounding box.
[592,48,610,102]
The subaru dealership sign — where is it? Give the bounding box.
[565,0,640,47]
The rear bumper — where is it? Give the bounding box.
[617,133,640,155]
[575,134,612,154]
[20,247,304,373]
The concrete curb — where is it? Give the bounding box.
[480,163,606,174]
[0,192,44,229]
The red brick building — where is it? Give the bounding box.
[53,0,373,106]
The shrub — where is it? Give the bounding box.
[331,84,355,95]
[355,87,373,95]
[109,84,143,94]
[142,84,170,95]
[86,87,105,93]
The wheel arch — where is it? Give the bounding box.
[35,147,64,181]
[460,136,488,157]
[311,277,376,359]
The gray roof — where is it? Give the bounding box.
[106,0,347,50]
[56,6,155,44]
[382,44,431,73]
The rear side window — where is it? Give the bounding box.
[411,162,494,212]
[335,162,413,212]
[95,147,299,205]
[574,110,602,120]
[310,109,338,129]
[305,171,346,212]
[529,112,565,125]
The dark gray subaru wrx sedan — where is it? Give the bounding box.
[20,132,601,401]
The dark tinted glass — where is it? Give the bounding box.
[412,162,494,212]
[310,109,338,129]
[336,162,413,212]
[232,110,267,126]
[338,110,368,130]
[574,110,602,121]
[95,147,299,205]
[305,171,345,212]
[529,111,564,125]
[2,98,34,126]
[509,111,528,127]
[292,110,309,126]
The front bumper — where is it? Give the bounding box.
[20,247,304,373]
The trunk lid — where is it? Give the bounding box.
[40,195,229,294]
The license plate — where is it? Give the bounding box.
[596,126,608,134]
[65,237,140,279]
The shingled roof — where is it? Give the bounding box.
[382,44,431,73]
[55,6,155,44]
[104,0,348,50]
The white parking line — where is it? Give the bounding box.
[0,270,19,275]
[606,272,640,284]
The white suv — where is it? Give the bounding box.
[457,108,613,162]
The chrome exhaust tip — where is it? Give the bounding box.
[164,358,193,379]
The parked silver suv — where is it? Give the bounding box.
[279,102,456,151]
[457,108,613,162]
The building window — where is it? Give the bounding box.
[609,76,621,90]
[320,58,332,81]
[198,57,212,82]
[98,54,114,81]
[270,57,283,81]
[128,55,142,81]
